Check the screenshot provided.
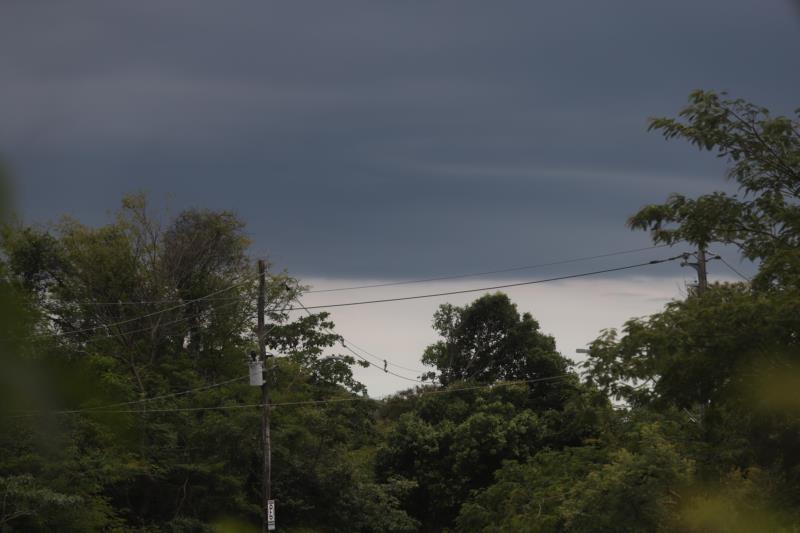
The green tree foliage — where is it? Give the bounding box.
[421,293,569,389]
[628,90,800,289]
[457,421,694,533]
[578,91,800,530]
[375,385,569,531]
[583,284,800,409]
[378,294,606,530]
[0,194,412,531]
[580,283,800,522]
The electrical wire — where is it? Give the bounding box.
[413,374,571,397]
[64,298,248,347]
[288,256,684,381]
[717,256,752,282]
[8,374,573,416]
[341,341,424,383]
[305,244,670,294]
[68,297,244,306]
[7,253,680,416]
[55,245,670,305]
[19,300,295,416]
[29,272,259,340]
[291,297,424,383]
[288,256,683,311]
[53,375,250,414]
[338,336,428,374]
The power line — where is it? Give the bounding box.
[8,253,681,416]
[9,374,573,416]
[262,375,570,407]
[413,374,571,397]
[341,341,424,383]
[63,298,247,347]
[11,307,295,418]
[292,297,424,383]
[52,245,670,305]
[92,375,249,410]
[7,376,250,419]
[66,297,244,306]
[289,257,685,381]
[717,256,752,282]
[88,295,291,346]
[339,336,428,374]
[46,375,250,415]
[22,301,298,416]
[288,256,683,311]
[305,245,670,294]
[5,298,249,362]
[29,273,259,340]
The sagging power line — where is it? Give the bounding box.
[305,244,669,293]
[8,374,573,417]
[292,297,425,383]
[25,272,260,341]
[288,255,684,311]
[64,244,669,305]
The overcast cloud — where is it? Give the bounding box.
[2,1,798,279]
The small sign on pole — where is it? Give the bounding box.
[267,499,276,531]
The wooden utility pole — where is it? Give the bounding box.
[696,248,708,293]
[257,259,273,531]
[681,248,709,294]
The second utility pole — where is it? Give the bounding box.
[257,259,273,531]
[696,248,708,293]
[681,248,709,294]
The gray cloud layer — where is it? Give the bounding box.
[2,0,798,278]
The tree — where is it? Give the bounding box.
[0,194,401,530]
[628,90,800,289]
[457,421,694,533]
[579,92,800,529]
[421,293,569,388]
[376,385,556,530]
[377,294,602,530]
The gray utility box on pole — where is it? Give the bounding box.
[249,359,264,386]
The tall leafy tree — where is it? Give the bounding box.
[581,91,800,529]
[378,294,604,531]
[421,293,569,388]
[628,90,800,289]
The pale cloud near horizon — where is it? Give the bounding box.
[293,272,737,396]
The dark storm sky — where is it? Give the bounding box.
[1,0,798,278]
